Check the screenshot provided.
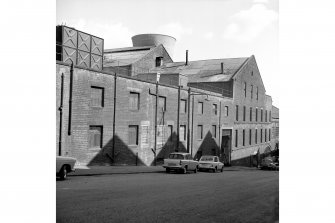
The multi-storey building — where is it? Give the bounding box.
[56,26,278,166]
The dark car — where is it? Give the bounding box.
[260,156,279,170]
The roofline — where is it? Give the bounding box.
[104,46,153,53]
[132,33,176,41]
[168,57,250,64]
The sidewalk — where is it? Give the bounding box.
[69,165,260,177]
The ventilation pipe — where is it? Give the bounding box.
[186,50,189,65]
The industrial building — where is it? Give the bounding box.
[56,25,279,166]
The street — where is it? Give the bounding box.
[57,168,279,223]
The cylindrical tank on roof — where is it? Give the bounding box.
[131,34,176,58]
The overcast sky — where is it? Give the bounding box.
[57,0,279,105]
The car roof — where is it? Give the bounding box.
[169,152,190,155]
[201,155,217,158]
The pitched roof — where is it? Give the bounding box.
[151,57,249,82]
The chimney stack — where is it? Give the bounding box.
[221,62,224,74]
[186,50,188,65]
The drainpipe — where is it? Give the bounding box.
[218,101,222,160]
[154,80,159,166]
[112,73,117,163]
[187,87,191,153]
[176,85,181,151]
[58,73,64,156]
[185,50,188,66]
[68,63,73,135]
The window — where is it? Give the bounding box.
[224,106,229,117]
[129,92,140,110]
[155,57,163,67]
[256,87,259,100]
[251,71,254,76]
[243,106,246,121]
[244,82,247,97]
[269,111,272,122]
[260,129,263,143]
[251,85,253,99]
[212,125,216,138]
[158,96,166,112]
[197,125,203,140]
[198,102,203,114]
[180,99,187,114]
[249,129,252,145]
[168,125,173,141]
[180,125,186,141]
[250,107,252,122]
[235,130,238,147]
[266,110,269,122]
[261,109,263,122]
[89,126,103,148]
[256,108,258,122]
[128,125,138,145]
[269,129,271,141]
[242,129,245,146]
[213,104,218,115]
[255,129,258,144]
[265,129,267,142]
[235,105,239,121]
[91,86,104,107]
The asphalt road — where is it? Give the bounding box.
[57,168,279,223]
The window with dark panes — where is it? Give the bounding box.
[265,129,267,142]
[255,129,258,144]
[265,110,268,122]
[236,105,239,121]
[91,86,104,107]
[158,96,166,112]
[213,104,218,115]
[155,57,163,67]
[243,106,246,121]
[256,108,258,122]
[244,82,247,97]
[256,86,259,100]
[180,99,187,114]
[212,125,216,138]
[180,125,186,141]
[89,126,103,148]
[235,130,238,147]
[168,125,173,141]
[249,129,252,145]
[261,109,263,122]
[128,125,138,145]
[242,129,245,146]
[198,102,203,114]
[250,107,252,121]
[225,106,229,117]
[251,85,253,99]
[260,129,263,143]
[129,92,140,110]
[197,125,203,140]
[269,111,272,122]
[269,129,271,141]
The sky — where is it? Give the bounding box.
[57,0,279,105]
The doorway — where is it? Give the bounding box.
[221,129,232,165]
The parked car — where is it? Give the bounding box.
[198,155,224,172]
[163,152,198,174]
[56,156,76,180]
[260,156,279,170]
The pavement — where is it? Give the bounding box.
[69,164,261,176]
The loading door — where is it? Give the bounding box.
[221,129,232,165]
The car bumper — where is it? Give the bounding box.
[163,165,183,170]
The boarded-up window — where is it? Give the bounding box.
[224,106,229,117]
[158,96,166,112]
[212,125,216,138]
[91,86,104,107]
[213,104,218,115]
[129,92,140,110]
[89,126,103,148]
[180,99,187,114]
[141,125,149,146]
[128,125,138,145]
[197,125,203,139]
[198,102,203,114]
[180,125,186,141]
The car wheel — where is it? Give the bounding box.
[194,166,198,173]
[182,166,187,174]
[221,167,224,172]
[59,165,67,180]
[213,167,217,173]
[166,168,170,173]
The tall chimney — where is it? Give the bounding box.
[221,62,224,74]
[186,50,188,65]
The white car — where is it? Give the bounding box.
[198,156,224,172]
[56,156,76,180]
[163,152,198,174]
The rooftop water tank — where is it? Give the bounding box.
[131,34,176,58]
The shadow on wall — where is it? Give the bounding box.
[151,131,187,166]
[194,131,220,161]
[88,135,146,166]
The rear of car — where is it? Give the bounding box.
[198,156,224,172]
[56,156,76,180]
[163,153,198,174]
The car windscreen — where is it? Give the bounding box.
[200,156,214,161]
[169,154,184,159]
